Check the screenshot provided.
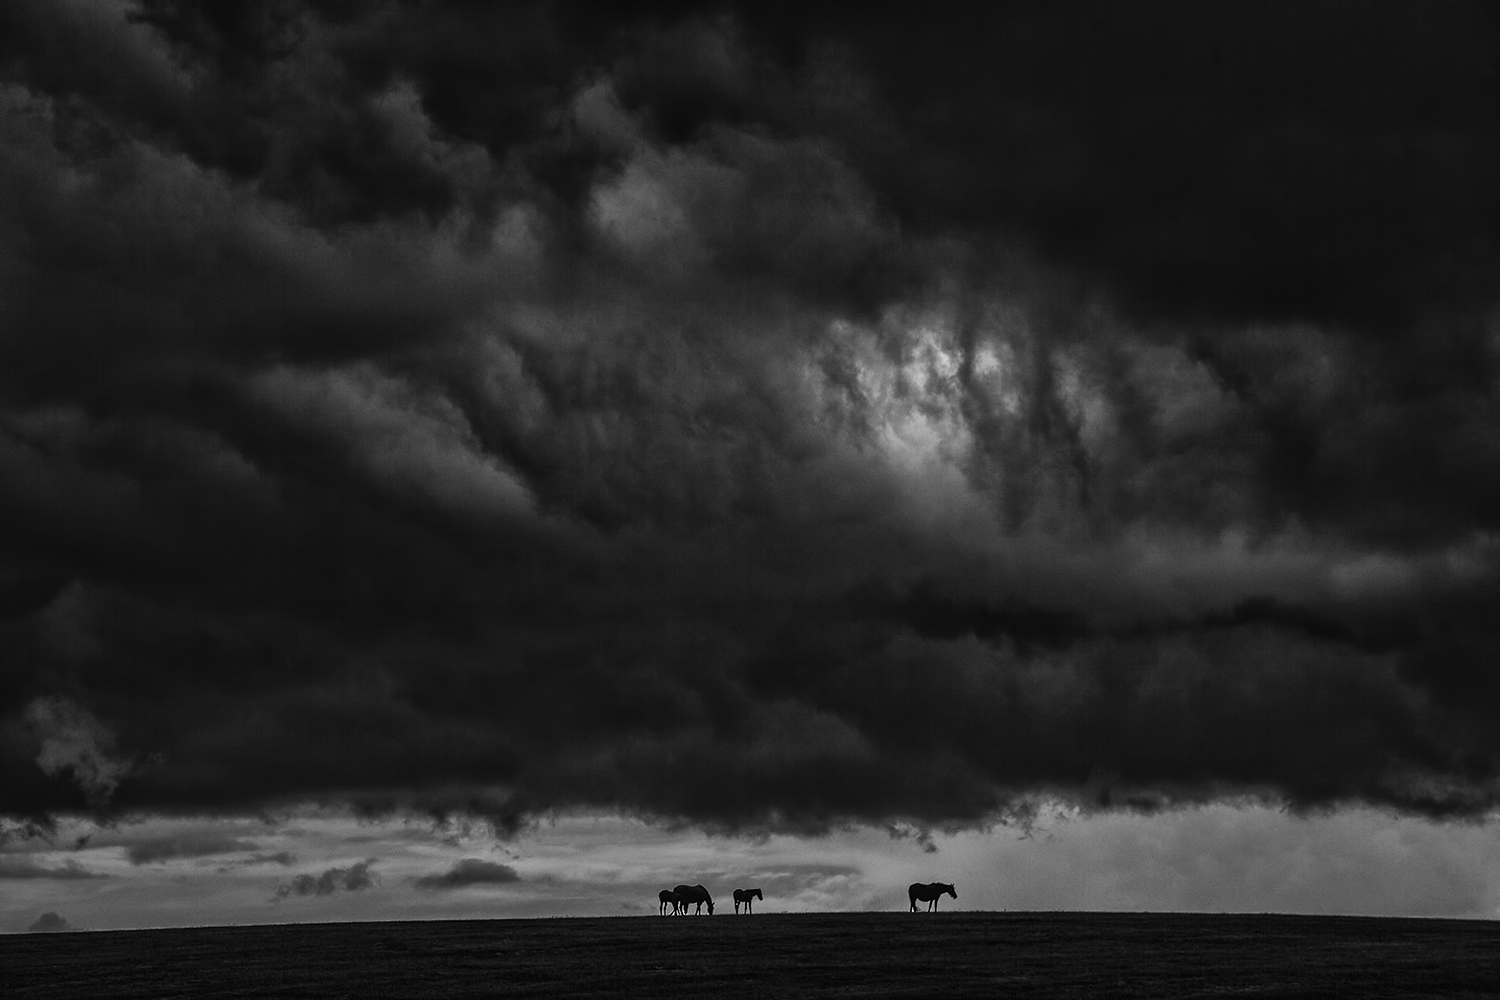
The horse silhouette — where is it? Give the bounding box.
[908,882,957,912]
[658,889,682,915]
[672,883,714,915]
[732,888,763,914]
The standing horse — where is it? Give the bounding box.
[732,888,763,914]
[672,883,714,915]
[908,882,957,912]
[658,889,682,915]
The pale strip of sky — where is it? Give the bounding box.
[5,805,1499,932]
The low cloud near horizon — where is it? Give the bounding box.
[2,0,1500,927]
[274,859,380,900]
[1,857,109,881]
[27,911,74,933]
[414,858,521,891]
[127,834,264,865]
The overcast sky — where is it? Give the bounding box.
[3,0,1500,931]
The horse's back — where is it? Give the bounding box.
[908,881,953,900]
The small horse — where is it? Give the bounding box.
[732,888,763,914]
[908,881,957,912]
[658,889,682,915]
[673,883,714,915]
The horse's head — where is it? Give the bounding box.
[944,883,957,898]
[707,898,715,915]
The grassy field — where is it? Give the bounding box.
[5,911,1499,998]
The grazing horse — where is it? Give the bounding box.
[732,888,763,914]
[908,882,957,912]
[672,883,714,915]
[658,889,682,915]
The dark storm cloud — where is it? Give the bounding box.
[764,1,1500,331]
[274,858,379,899]
[413,858,520,890]
[2,1,1499,835]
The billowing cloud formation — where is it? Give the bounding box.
[22,698,132,808]
[0,1,1498,837]
[28,911,74,932]
[274,859,379,900]
[413,858,521,891]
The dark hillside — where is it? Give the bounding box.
[4,911,1498,998]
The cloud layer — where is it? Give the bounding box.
[1,1,1498,835]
